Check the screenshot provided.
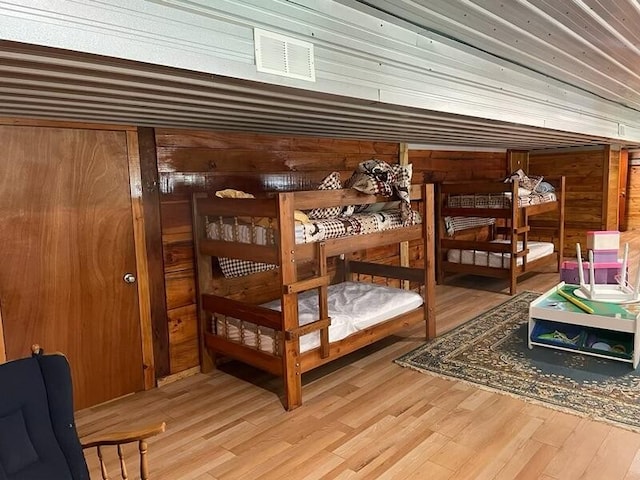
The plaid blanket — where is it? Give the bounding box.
[213,208,421,278]
[447,192,556,209]
[444,216,496,236]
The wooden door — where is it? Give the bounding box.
[0,125,144,409]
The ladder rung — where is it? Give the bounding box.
[285,275,330,294]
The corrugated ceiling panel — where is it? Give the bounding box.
[355,0,640,109]
[0,41,620,149]
[0,0,639,148]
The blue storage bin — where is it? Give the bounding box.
[531,319,585,350]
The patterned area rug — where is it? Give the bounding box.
[396,291,640,432]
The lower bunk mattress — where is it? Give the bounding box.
[446,240,555,269]
[214,281,424,355]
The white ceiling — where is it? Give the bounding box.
[355,0,640,111]
[1,0,639,150]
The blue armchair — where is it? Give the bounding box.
[0,346,165,480]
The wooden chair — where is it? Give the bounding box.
[0,345,165,480]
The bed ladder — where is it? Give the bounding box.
[282,241,331,359]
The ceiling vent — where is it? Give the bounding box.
[254,29,315,82]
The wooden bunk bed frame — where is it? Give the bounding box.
[436,176,565,295]
[192,183,436,410]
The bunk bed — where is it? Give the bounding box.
[436,176,565,295]
[192,183,436,410]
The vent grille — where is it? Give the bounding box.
[254,29,315,82]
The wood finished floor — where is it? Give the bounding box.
[76,232,640,479]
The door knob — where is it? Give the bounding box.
[123,273,136,284]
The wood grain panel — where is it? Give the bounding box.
[165,270,197,310]
[160,199,192,237]
[410,150,507,183]
[159,171,352,196]
[138,127,170,378]
[603,146,620,231]
[156,129,399,155]
[126,130,155,390]
[157,133,510,375]
[168,304,199,374]
[530,147,608,253]
[0,125,144,409]
[163,241,195,273]
[157,148,397,173]
[628,166,640,230]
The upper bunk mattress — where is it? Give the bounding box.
[214,281,424,354]
[206,208,421,245]
[207,208,422,278]
[447,191,556,209]
[446,240,555,269]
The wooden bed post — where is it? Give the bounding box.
[509,180,519,295]
[558,176,566,271]
[191,194,216,373]
[434,182,444,286]
[277,192,302,410]
[423,184,437,339]
[399,143,410,289]
[317,242,330,359]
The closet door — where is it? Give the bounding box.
[0,125,144,409]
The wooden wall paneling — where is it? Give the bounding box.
[629,170,640,229]
[157,148,398,173]
[619,150,629,231]
[410,148,508,282]
[160,195,200,374]
[602,145,620,231]
[160,199,193,237]
[507,150,529,173]
[410,150,507,183]
[165,270,197,310]
[156,128,399,196]
[155,128,417,374]
[138,127,170,379]
[163,241,195,273]
[627,152,640,230]
[529,146,607,253]
[167,304,199,374]
[126,130,156,390]
[212,268,290,304]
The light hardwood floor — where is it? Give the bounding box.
[76,232,640,480]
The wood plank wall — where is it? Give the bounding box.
[155,128,400,375]
[529,146,618,253]
[410,150,507,183]
[628,153,640,230]
[410,149,508,243]
[154,136,619,376]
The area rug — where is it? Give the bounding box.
[395,291,640,432]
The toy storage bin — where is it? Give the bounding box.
[587,230,619,250]
[530,320,585,350]
[581,328,633,360]
[560,260,623,284]
[591,250,619,263]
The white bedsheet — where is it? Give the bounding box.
[215,281,423,354]
[446,240,554,268]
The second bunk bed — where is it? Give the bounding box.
[436,175,565,295]
[192,175,436,410]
